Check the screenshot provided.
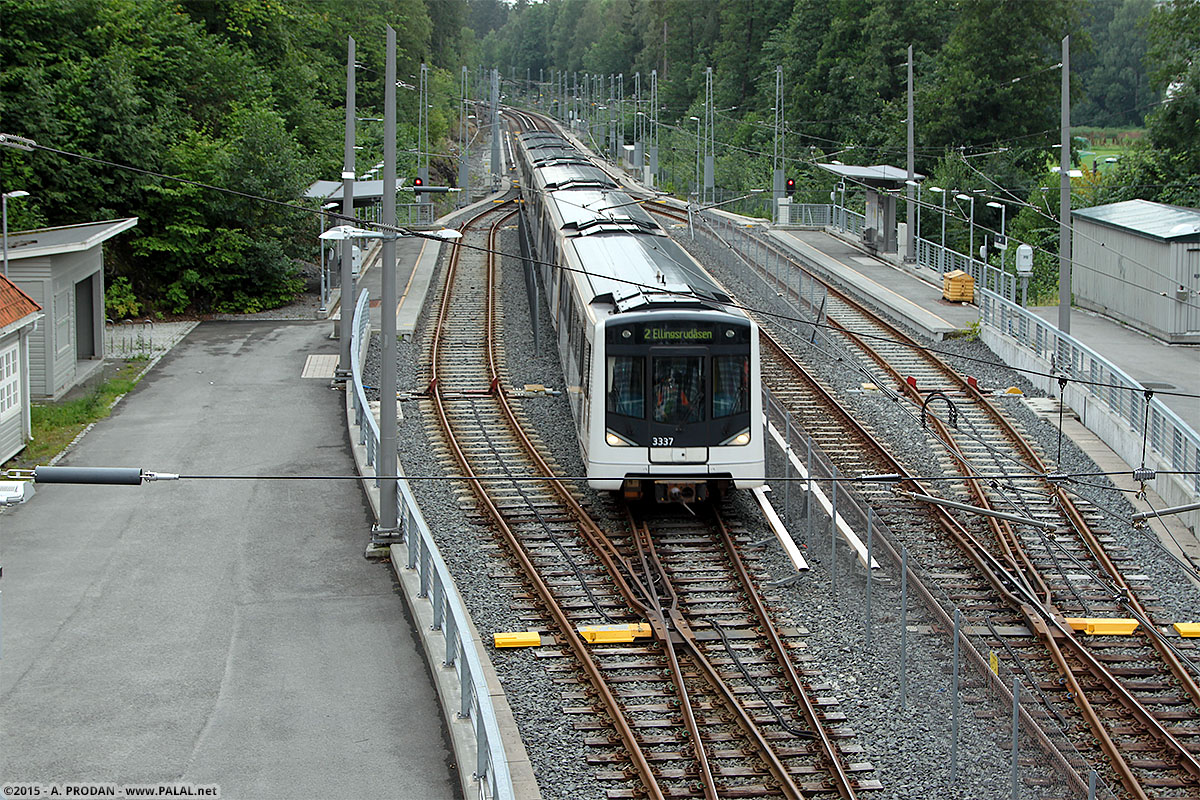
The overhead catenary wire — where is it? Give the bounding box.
[7,130,1199,404]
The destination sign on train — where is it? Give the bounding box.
[641,326,714,342]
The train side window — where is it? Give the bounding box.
[606,355,644,418]
[713,355,749,417]
[653,356,705,424]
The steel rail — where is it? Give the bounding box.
[674,204,1200,793]
[628,519,720,800]
[758,244,1200,790]
[756,325,1093,797]
[710,507,858,799]
[629,512,809,800]
[741,250,1200,795]
[429,199,665,800]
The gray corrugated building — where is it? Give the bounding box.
[1072,199,1200,343]
[4,218,137,398]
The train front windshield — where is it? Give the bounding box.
[605,318,753,449]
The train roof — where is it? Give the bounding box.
[571,232,734,313]
[519,132,618,189]
[518,131,737,314]
[550,188,659,233]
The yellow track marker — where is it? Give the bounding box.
[494,631,542,648]
[1065,617,1139,636]
[577,623,653,644]
[1174,623,1200,638]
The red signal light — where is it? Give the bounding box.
[413,176,424,187]
[785,178,796,196]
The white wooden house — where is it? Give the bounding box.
[0,274,43,462]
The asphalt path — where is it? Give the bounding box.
[1,320,458,799]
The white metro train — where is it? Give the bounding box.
[515,130,764,503]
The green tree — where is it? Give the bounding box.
[1072,0,1155,127]
[920,0,1079,174]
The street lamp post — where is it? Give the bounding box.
[955,193,976,279]
[837,181,846,231]
[987,201,1007,275]
[928,186,945,272]
[2,190,30,279]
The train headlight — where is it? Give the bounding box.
[720,429,752,447]
[606,430,635,447]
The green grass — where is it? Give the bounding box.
[4,361,147,471]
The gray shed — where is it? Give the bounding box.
[1072,200,1200,343]
[4,218,138,398]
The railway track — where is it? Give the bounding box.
[421,184,876,797]
[643,200,1200,799]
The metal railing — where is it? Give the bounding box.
[830,207,1018,301]
[104,319,195,358]
[762,386,1114,798]
[980,289,1200,499]
[349,288,515,800]
[778,202,832,227]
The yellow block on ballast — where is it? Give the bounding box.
[1065,618,1139,636]
[1174,623,1200,638]
[494,631,542,648]
[1005,386,1024,395]
[577,623,653,644]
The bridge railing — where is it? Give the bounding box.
[979,288,1200,507]
[349,288,515,800]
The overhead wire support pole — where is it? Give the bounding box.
[1059,35,1072,335]
[703,66,714,205]
[419,63,430,196]
[905,44,916,264]
[649,70,659,187]
[338,36,357,379]
[379,25,399,535]
[490,69,500,188]
[773,65,784,222]
[459,66,469,209]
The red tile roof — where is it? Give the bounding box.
[0,274,41,329]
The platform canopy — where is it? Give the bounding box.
[3,218,138,262]
[304,178,406,204]
[817,163,923,188]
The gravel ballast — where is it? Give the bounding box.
[362,197,1200,799]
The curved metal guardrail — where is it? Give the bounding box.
[348,288,515,800]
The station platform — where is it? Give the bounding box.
[0,321,459,799]
[769,228,977,341]
[329,234,444,339]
